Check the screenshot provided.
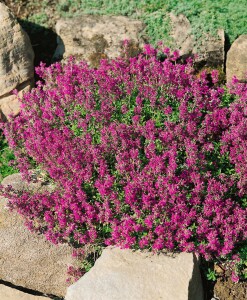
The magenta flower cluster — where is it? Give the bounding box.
[1,44,247,262]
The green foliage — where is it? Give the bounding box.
[56,0,247,45]
[220,86,237,107]
[235,244,247,280]
[56,0,172,45]
[170,0,247,44]
[6,0,247,46]
[28,12,49,28]
[0,134,18,180]
[80,245,104,273]
[206,267,217,281]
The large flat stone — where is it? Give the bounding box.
[54,15,146,67]
[0,284,50,300]
[65,247,204,300]
[0,174,75,297]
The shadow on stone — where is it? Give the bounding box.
[0,279,63,300]
[198,259,216,300]
[224,33,231,73]
[188,253,205,300]
[17,19,59,74]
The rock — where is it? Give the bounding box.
[54,15,146,67]
[226,35,247,83]
[0,284,50,300]
[0,173,76,297]
[1,172,56,193]
[214,264,224,275]
[0,80,33,120]
[170,13,225,69]
[65,247,204,300]
[169,13,194,57]
[0,3,34,120]
[196,29,225,69]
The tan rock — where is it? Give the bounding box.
[214,264,224,274]
[65,247,204,300]
[0,174,75,297]
[196,29,225,68]
[0,3,34,119]
[169,13,193,57]
[226,35,247,83]
[0,80,32,119]
[170,13,225,69]
[0,284,50,300]
[54,15,146,67]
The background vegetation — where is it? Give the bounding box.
[0,133,17,181]
[57,0,247,45]
[4,0,247,46]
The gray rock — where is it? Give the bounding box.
[170,13,225,69]
[54,15,147,67]
[0,284,50,300]
[0,3,34,120]
[0,173,76,297]
[226,34,247,83]
[65,247,204,300]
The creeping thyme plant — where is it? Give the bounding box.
[1,44,246,281]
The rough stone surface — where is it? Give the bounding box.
[65,247,204,300]
[0,173,75,297]
[54,15,147,67]
[0,80,33,120]
[0,284,50,300]
[170,13,225,68]
[169,13,193,57]
[196,28,225,69]
[226,35,247,83]
[0,3,34,119]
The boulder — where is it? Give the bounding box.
[0,284,50,300]
[169,13,193,57]
[226,35,247,83]
[53,15,147,67]
[170,13,225,69]
[0,3,34,120]
[1,172,46,191]
[0,173,76,297]
[65,247,204,300]
[0,81,33,121]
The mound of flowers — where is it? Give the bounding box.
[1,44,246,279]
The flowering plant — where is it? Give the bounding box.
[1,44,246,277]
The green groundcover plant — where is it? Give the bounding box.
[0,44,246,281]
[0,132,18,180]
[7,0,246,46]
[56,0,247,45]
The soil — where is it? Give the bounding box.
[200,261,247,300]
[214,275,247,300]
[2,1,247,299]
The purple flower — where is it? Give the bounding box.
[1,44,246,266]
